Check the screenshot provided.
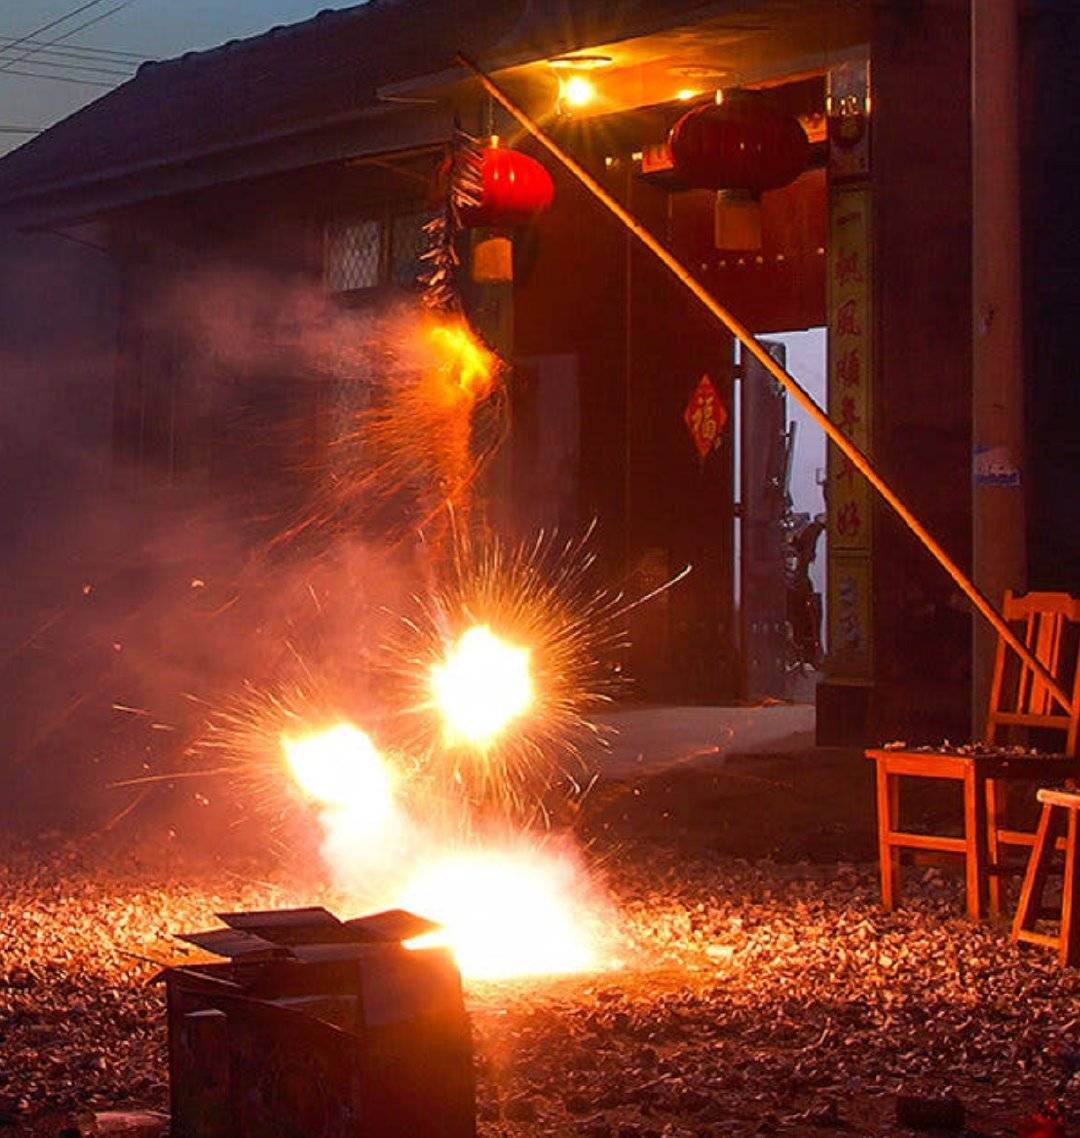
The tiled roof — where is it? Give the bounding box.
[0,0,520,223]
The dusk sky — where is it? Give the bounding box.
[1,0,352,155]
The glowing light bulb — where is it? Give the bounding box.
[562,75,596,108]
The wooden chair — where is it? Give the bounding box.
[1011,787,1080,966]
[866,591,1080,921]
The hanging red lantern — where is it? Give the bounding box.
[668,90,809,194]
[461,140,555,228]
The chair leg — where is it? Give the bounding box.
[963,769,989,921]
[1012,804,1060,942]
[1061,809,1080,968]
[986,778,1005,918]
[875,762,901,911]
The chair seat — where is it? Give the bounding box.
[1037,787,1080,809]
[867,748,1074,780]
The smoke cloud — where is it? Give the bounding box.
[0,244,477,849]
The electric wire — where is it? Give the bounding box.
[0,0,117,59]
[0,41,145,68]
[0,36,146,62]
[0,0,140,80]
[3,56,132,78]
[0,66,112,86]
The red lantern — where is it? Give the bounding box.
[669,91,809,194]
[462,144,555,228]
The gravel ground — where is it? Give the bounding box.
[2,831,1079,1138]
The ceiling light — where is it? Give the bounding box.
[562,75,596,108]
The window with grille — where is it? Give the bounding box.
[325,217,383,292]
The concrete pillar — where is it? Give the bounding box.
[971,0,1026,730]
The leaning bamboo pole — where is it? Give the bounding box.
[456,54,1069,712]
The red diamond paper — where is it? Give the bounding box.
[683,373,726,459]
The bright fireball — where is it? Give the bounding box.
[281,723,395,828]
[427,320,496,400]
[430,624,534,749]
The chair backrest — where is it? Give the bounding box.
[984,590,1080,755]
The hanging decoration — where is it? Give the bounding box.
[683,373,726,460]
[421,132,555,302]
[669,90,809,193]
[669,90,809,252]
[461,138,555,229]
[419,122,485,311]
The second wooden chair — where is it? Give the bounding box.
[866,590,1080,920]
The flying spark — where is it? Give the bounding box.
[283,308,506,548]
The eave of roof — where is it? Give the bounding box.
[0,100,456,230]
[0,0,779,229]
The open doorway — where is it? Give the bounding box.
[734,328,827,703]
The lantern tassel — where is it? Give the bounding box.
[454,52,1069,710]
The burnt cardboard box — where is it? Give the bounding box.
[165,907,474,1138]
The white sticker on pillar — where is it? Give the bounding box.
[973,445,1021,487]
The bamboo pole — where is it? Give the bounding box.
[456,54,1069,712]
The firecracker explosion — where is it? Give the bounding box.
[184,281,632,981]
[169,120,656,984]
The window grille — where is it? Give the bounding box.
[325,217,383,292]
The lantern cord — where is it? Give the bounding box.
[455,53,1069,712]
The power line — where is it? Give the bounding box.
[0,0,140,78]
[43,0,140,44]
[0,36,145,60]
[0,0,116,60]
[0,50,136,76]
[1,56,132,79]
[0,43,130,67]
[0,37,147,64]
[0,67,113,87]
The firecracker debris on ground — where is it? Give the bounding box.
[1,748,1078,1138]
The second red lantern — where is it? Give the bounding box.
[669,90,809,194]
